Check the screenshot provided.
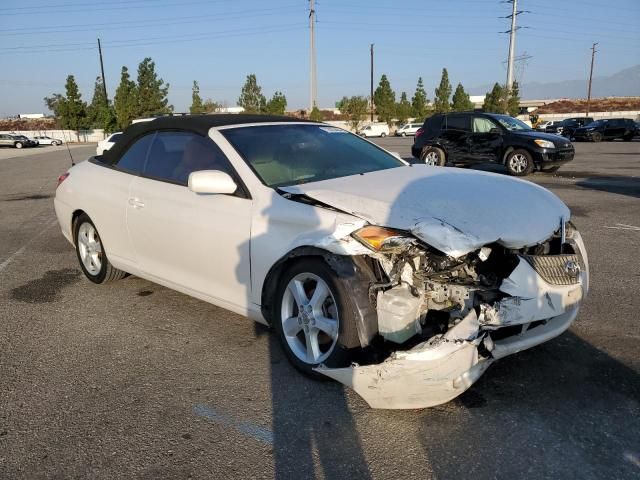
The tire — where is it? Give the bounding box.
[274,258,360,377]
[505,149,534,176]
[74,213,126,284]
[420,146,446,166]
[591,132,602,142]
[15,142,23,149]
[401,132,406,137]
[380,132,387,138]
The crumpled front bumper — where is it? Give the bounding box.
[316,236,589,409]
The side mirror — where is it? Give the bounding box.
[188,170,237,195]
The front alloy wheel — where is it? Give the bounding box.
[506,149,533,176]
[274,259,358,376]
[280,272,339,365]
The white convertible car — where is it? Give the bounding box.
[54,115,589,409]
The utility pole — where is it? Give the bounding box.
[505,0,518,91]
[97,38,108,105]
[586,43,598,117]
[370,43,374,121]
[309,0,317,112]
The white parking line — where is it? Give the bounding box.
[0,218,58,274]
[604,223,640,231]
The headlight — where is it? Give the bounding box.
[352,226,411,251]
[534,139,555,149]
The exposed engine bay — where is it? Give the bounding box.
[316,223,589,409]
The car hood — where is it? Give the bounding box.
[513,130,571,146]
[280,165,570,258]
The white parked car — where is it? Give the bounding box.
[33,135,64,146]
[359,123,390,137]
[395,122,422,136]
[96,132,123,156]
[54,116,589,409]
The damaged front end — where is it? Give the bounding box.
[316,223,589,409]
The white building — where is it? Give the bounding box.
[18,113,45,119]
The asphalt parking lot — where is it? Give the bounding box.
[1,139,639,479]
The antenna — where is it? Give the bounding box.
[60,128,75,166]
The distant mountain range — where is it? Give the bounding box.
[469,65,640,100]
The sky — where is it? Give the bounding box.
[0,0,639,116]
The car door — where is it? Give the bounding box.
[439,114,472,162]
[126,130,252,310]
[603,120,620,139]
[88,132,155,265]
[467,116,503,163]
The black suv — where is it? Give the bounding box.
[573,118,637,142]
[411,112,575,176]
[545,117,593,138]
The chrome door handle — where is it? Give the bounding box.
[128,197,145,208]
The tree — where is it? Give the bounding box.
[46,75,89,141]
[433,68,452,113]
[451,83,474,112]
[190,80,204,114]
[87,76,116,132]
[337,96,369,132]
[238,74,266,113]
[411,77,429,119]
[43,93,65,122]
[395,92,412,124]
[136,57,172,117]
[265,91,287,115]
[506,81,520,116]
[202,98,221,113]
[482,83,506,113]
[309,105,323,121]
[373,74,396,124]
[114,66,138,130]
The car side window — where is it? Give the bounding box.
[445,115,471,132]
[143,131,235,186]
[114,133,155,174]
[472,117,497,133]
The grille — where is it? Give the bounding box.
[522,254,582,285]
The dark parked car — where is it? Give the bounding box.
[411,112,575,176]
[573,118,637,142]
[545,117,593,138]
[0,134,37,149]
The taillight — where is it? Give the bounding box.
[415,128,424,138]
[57,172,69,187]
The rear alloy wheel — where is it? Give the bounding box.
[274,259,357,376]
[506,149,534,176]
[15,142,23,149]
[420,146,445,166]
[74,214,126,284]
[591,132,602,142]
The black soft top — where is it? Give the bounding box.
[103,114,310,164]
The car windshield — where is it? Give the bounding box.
[492,115,532,131]
[222,124,404,188]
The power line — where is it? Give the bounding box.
[0,5,305,36]
[0,25,306,55]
